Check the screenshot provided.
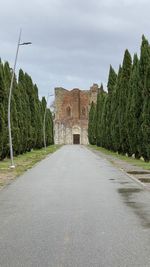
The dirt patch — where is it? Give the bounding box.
[0,172,15,189]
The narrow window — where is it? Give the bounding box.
[66,106,71,117]
[81,107,86,116]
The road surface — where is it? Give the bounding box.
[0,145,150,267]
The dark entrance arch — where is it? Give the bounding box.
[73,134,80,144]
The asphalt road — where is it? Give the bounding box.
[0,145,150,267]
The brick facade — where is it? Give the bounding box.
[54,84,99,145]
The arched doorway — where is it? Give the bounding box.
[73,134,80,144]
[72,126,81,144]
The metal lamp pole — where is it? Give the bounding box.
[8,29,32,168]
[43,93,54,150]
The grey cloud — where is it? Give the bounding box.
[0,0,150,96]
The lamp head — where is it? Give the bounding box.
[19,42,32,46]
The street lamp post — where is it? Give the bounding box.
[43,93,54,150]
[8,29,31,168]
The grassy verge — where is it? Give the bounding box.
[0,145,61,188]
[89,145,150,170]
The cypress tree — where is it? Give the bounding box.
[18,69,32,152]
[13,78,25,154]
[24,73,38,148]
[138,35,150,158]
[0,59,54,161]
[0,64,6,159]
[1,62,12,158]
[10,73,21,156]
[141,64,150,161]
[88,101,96,145]
[41,96,47,147]
[96,85,106,147]
[107,65,117,94]
[100,94,108,148]
[34,85,43,149]
[126,54,141,158]
[41,96,53,147]
[110,66,122,152]
[119,50,132,154]
[106,65,117,149]
[139,35,150,86]
[0,105,5,159]
[46,109,54,146]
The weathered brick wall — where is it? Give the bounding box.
[54,84,99,144]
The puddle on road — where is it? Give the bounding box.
[118,187,150,228]
[119,181,130,185]
[118,188,142,194]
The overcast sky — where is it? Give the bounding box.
[0,0,150,100]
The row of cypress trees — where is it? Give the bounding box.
[88,35,150,161]
[0,60,54,160]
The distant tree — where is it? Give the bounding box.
[46,109,54,146]
[88,101,96,145]
[100,94,108,148]
[96,87,106,147]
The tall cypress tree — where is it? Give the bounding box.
[88,101,96,145]
[11,73,21,156]
[96,86,106,147]
[110,66,122,152]
[24,73,37,148]
[100,94,108,148]
[139,35,150,86]
[141,64,150,161]
[119,50,132,154]
[138,35,150,158]
[107,65,117,94]
[0,63,6,159]
[18,69,31,152]
[2,62,12,158]
[34,85,43,149]
[0,59,54,161]
[106,65,117,150]
[46,109,54,146]
[126,54,141,158]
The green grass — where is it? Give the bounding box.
[89,145,150,170]
[0,145,62,187]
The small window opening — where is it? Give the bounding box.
[81,107,86,116]
[66,106,71,117]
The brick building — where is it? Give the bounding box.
[54,84,100,145]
